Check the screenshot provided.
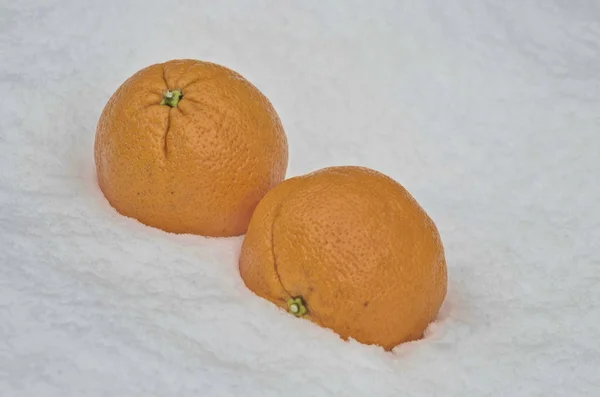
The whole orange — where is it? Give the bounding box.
[94,59,288,236]
[239,166,447,350]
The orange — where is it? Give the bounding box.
[239,166,447,350]
[94,59,288,236]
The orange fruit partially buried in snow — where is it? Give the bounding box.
[239,166,447,350]
[94,59,288,237]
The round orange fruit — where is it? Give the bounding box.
[239,166,447,350]
[94,59,288,237]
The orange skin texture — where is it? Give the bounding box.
[239,166,447,350]
[94,59,288,236]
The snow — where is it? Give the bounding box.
[1,0,600,395]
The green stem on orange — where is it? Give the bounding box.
[287,297,308,317]
[160,89,183,108]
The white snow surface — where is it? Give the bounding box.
[1,1,600,396]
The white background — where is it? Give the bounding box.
[1,1,599,396]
